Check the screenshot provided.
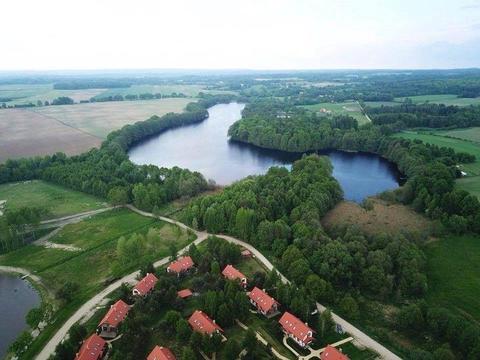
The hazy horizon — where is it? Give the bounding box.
[1,0,479,71]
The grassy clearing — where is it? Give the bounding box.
[0,180,105,219]
[425,234,480,322]
[301,101,370,125]
[322,199,433,238]
[395,131,480,176]
[31,98,192,138]
[434,127,480,144]
[456,176,480,199]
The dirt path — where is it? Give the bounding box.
[35,205,402,360]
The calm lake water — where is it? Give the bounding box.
[0,273,40,358]
[129,102,401,202]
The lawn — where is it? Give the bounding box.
[0,207,195,359]
[395,131,480,176]
[425,234,480,322]
[301,101,370,125]
[456,176,480,199]
[0,180,106,219]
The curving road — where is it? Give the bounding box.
[35,205,401,360]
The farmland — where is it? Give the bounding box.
[0,180,105,219]
[365,94,480,107]
[0,84,104,106]
[301,101,371,125]
[425,234,480,321]
[93,84,234,99]
[434,126,480,143]
[0,108,101,162]
[0,98,192,161]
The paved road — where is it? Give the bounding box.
[38,207,115,229]
[35,205,402,360]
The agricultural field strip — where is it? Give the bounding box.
[23,108,103,140]
[35,204,400,360]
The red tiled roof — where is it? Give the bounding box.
[147,345,176,360]
[134,273,158,296]
[188,310,223,335]
[279,312,313,343]
[75,334,106,360]
[248,287,278,313]
[222,265,246,281]
[98,299,129,328]
[321,345,349,360]
[177,289,193,299]
[167,256,194,273]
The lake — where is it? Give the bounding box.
[129,102,401,202]
[0,273,40,358]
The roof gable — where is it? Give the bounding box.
[133,273,158,295]
[188,310,223,335]
[248,287,278,313]
[321,345,349,360]
[168,256,194,273]
[279,312,313,342]
[98,299,129,328]
[222,264,246,281]
[147,345,176,360]
[75,334,106,360]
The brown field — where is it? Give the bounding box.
[0,109,101,162]
[0,98,192,162]
[30,98,193,138]
[322,199,433,237]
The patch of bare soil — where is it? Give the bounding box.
[322,198,433,238]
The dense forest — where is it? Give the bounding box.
[228,102,480,235]
[368,102,480,129]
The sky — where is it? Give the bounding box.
[1,0,479,70]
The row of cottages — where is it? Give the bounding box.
[188,310,223,336]
[147,345,176,360]
[133,272,159,296]
[166,256,194,276]
[248,287,280,317]
[279,311,314,348]
[321,345,349,360]
[222,264,247,288]
[97,299,130,338]
[75,334,106,360]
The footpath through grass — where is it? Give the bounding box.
[425,234,480,322]
[0,180,106,219]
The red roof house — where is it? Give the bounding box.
[97,299,130,338]
[147,345,176,360]
[279,312,314,348]
[75,334,106,360]
[321,345,349,360]
[248,287,279,317]
[222,265,247,287]
[133,273,158,296]
[188,310,223,336]
[177,289,193,299]
[167,256,194,275]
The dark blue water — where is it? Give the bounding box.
[129,102,401,202]
[0,273,40,358]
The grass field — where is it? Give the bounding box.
[425,234,480,321]
[395,131,480,176]
[365,94,480,107]
[93,84,233,99]
[434,127,480,144]
[301,101,371,125]
[0,98,192,161]
[0,180,105,219]
[31,98,192,138]
[0,108,101,162]
[456,176,480,199]
[0,84,105,105]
